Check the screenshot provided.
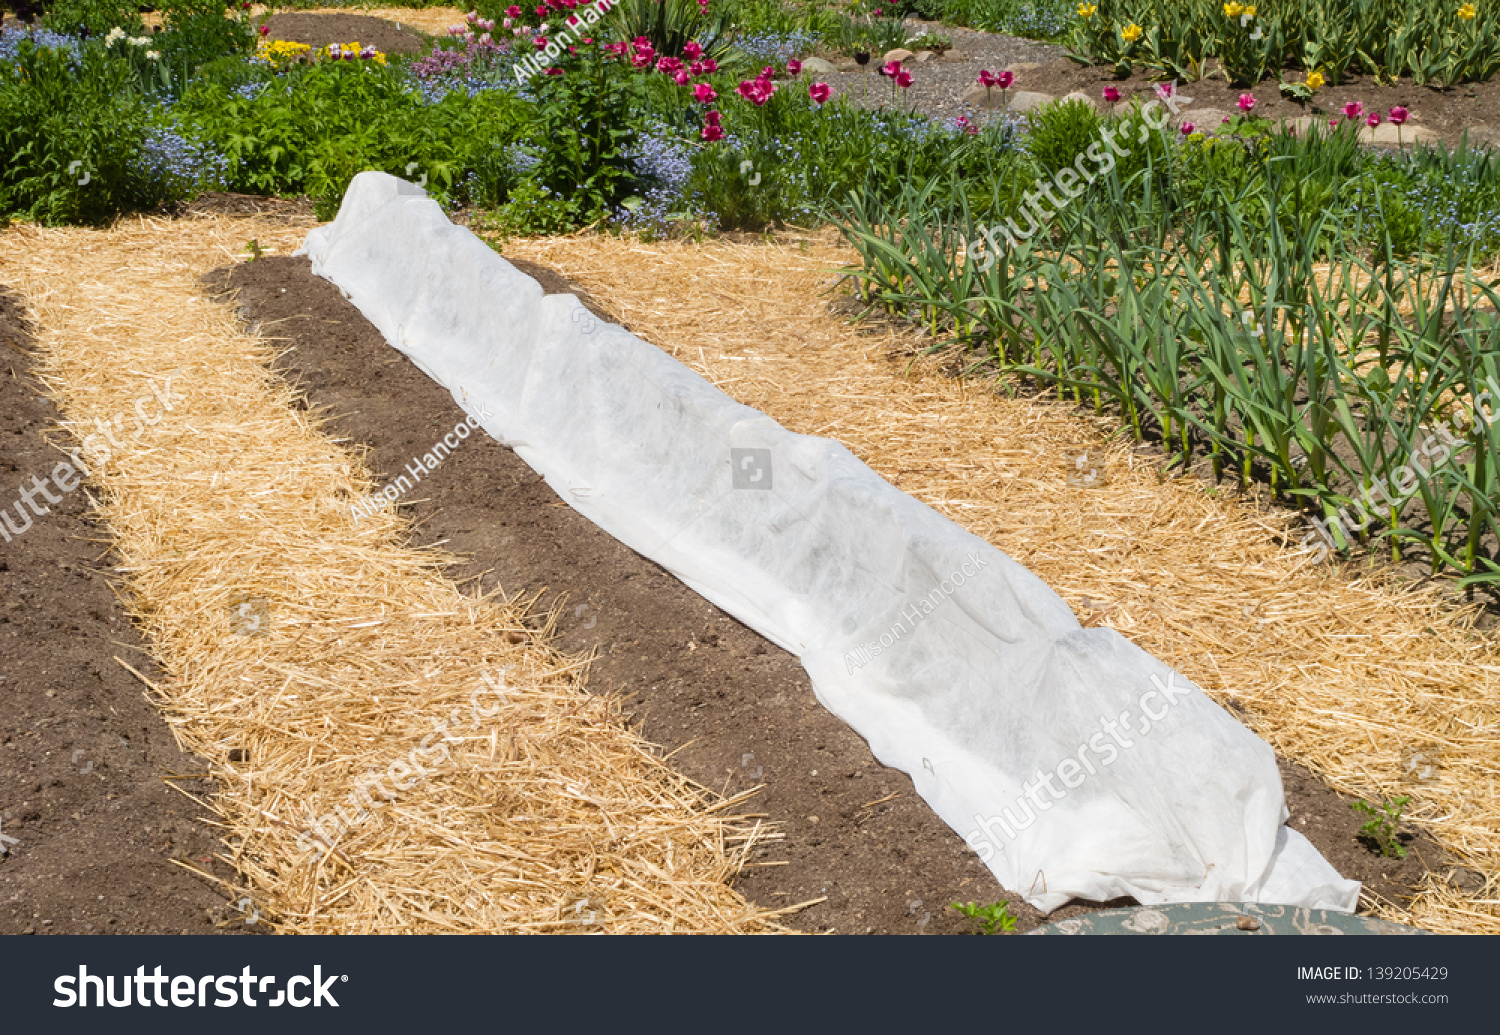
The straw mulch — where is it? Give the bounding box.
[0,216,780,934]
[500,229,1500,935]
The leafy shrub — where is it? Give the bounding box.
[1025,96,1101,175]
[0,37,152,222]
[176,58,528,216]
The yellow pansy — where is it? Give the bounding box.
[1223,2,1243,16]
[1306,70,1324,89]
[1121,22,1143,41]
[1458,2,1477,17]
[1077,3,1097,16]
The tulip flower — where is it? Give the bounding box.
[1237,92,1255,112]
[693,82,717,103]
[1102,85,1120,104]
[895,69,913,87]
[879,59,902,77]
[1388,105,1409,125]
[683,40,703,60]
[977,69,999,87]
[996,70,1013,88]
[1178,121,1194,135]
[506,5,521,15]
[809,81,831,104]
[1343,100,1363,120]
[787,58,801,76]
[1366,112,1382,127]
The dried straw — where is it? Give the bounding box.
[500,229,1500,934]
[0,215,780,934]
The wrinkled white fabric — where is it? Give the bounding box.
[296,172,1359,912]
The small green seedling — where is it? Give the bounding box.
[1351,795,1411,858]
[244,239,263,261]
[951,900,1017,935]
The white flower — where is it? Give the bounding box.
[145,50,160,60]
[128,36,150,46]
[105,27,125,44]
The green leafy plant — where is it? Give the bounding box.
[952,899,1018,934]
[1352,795,1411,858]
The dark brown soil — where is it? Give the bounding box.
[263,12,428,56]
[0,288,250,935]
[201,235,1450,932]
[1009,57,1500,145]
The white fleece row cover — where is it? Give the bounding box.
[297,172,1359,913]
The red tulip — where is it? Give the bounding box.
[809,81,831,104]
[1388,105,1409,125]
[786,58,801,76]
[1342,101,1363,120]
[702,123,724,141]
[1102,85,1120,103]
[996,70,1013,88]
[693,82,717,103]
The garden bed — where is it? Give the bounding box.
[0,286,247,935]
[206,201,1450,930]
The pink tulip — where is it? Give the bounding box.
[977,69,999,87]
[258,23,270,35]
[996,70,1013,88]
[1237,92,1255,112]
[700,58,717,74]
[693,82,717,103]
[657,56,682,74]
[1343,101,1363,120]
[466,11,477,23]
[1178,121,1194,135]
[1102,85,1120,103]
[689,60,705,76]
[1155,81,1174,100]
[1329,117,1340,128]
[702,123,724,141]
[1366,112,1382,127]
[506,5,521,15]
[809,81,831,104]
[705,109,721,125]
[787,58,801,76]
[683,40,703,60]
[1388,105,1409,125]
[880,59,902,78]
[896,69,913,88]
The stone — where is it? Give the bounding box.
[1176,108,1232,134]
[883,48,915,64]
[1005,61,1042,73]
[1461,124,1500,148]
[1361,121,1439,145]
[915,50,934,62]
[799,56,838,77]
[1060,90,1098,109]
[959,85,1053,112]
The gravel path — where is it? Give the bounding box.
[811,26,1067,125]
